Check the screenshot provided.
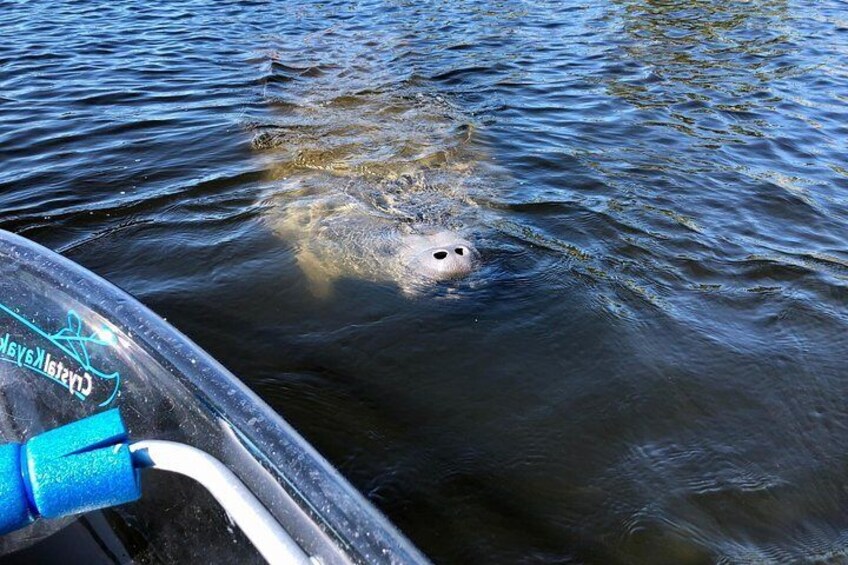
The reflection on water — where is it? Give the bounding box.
[611,0,792,107]
[3,0,848,562]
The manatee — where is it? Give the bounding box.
[262,169,483,297]
[253,49,493,297]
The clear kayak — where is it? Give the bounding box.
[0,228,427,564]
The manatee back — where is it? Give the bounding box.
[263,175,407,294]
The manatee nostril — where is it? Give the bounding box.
[433,251,448,260]
[455,247,464,256]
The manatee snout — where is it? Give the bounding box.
[403,231,477,281]
[420,244,474,279]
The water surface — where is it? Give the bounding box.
[3,0,848,562]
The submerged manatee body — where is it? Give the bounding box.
[254,43,493,296]
[263,170,482,296]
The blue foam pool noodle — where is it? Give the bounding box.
[0,409,141,535]
[0,443,32,534]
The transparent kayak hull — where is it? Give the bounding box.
[0,229,426,564]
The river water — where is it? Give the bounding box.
[3,1,848,563]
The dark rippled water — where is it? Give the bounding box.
[4,1,848,562]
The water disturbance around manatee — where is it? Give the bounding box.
[3,1,848,563]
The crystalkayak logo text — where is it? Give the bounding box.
[0,303,121,406]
